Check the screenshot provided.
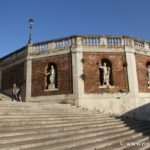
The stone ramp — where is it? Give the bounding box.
[0,101,150,149]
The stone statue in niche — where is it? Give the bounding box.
[45,65,56,90]
[44,64,48,89]
[147,65,150,87]
[99,62,111,87]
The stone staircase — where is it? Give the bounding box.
[0,94,150,150]
[0,92,11,101]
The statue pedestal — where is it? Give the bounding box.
[99,85,114,88]
[44,84,58,91]
[48,84,55,90]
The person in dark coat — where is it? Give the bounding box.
[17,86,22,102]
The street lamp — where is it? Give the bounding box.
[28,18,34,44]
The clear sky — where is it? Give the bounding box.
[0,0,150,56]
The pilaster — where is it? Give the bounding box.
[71,37,84,102]
[25,45,32,101]
[125,47,139,96]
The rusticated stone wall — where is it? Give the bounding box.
[32,54,72,96]
[83,52,129,93]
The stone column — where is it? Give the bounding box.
[125,47,139,96]
[25,45,32,101]
[71,37,84,104]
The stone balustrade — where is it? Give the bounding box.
[1,35,150,64]
[33,38,72,52]
[134,39,145,48]
[55,39,72,47]
[83,37,101,45]
[3,56,14,63]
[107,37,122,46]
[1,47,26,65]
[31,35,150,53]
[33,43,49,51]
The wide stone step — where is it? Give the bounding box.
[0,104,75,111]
[14,128,148,150]
[1,123,150,150]
[0,109,97,114]
[0,124,135,145]
[0,125,143,150]
[0,113,110,119]
[0,102,70,108]
[0,119,134,137]
[0,110,100,114]
[0,119,120,127]
[0,120,135,137]
[0,94,150,150]
[0,120,143,144]
[0,106,96,113]
[121,137,150,150]
[63,130,150,150]
[0,116,122,127]
[96,134,150,150]
[0,103,95,114]
[0,114,110,119]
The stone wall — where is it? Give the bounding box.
[1,62,25,90]
[83,52,129,93]
[135,53,150,92]
[32,54,72,96]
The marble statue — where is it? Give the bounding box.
[44,64,48,89]
[99,62,111,86]
[49,65,55,85]
[45,65,56,89]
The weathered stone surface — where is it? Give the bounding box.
[0,93,150,150]
[136,53,150,92]
[32,54,72,96]
[83,52,128,93]
[1,62,25,90]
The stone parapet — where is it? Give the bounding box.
[1,35,150,65]
[0,46,27,66]
[30,35,150,55]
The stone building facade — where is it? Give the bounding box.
[1,35,150,120]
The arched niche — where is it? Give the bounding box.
[146,61,150,67]
[146,61,150,87]
[44,62,57,90]
[99,58,113,87]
